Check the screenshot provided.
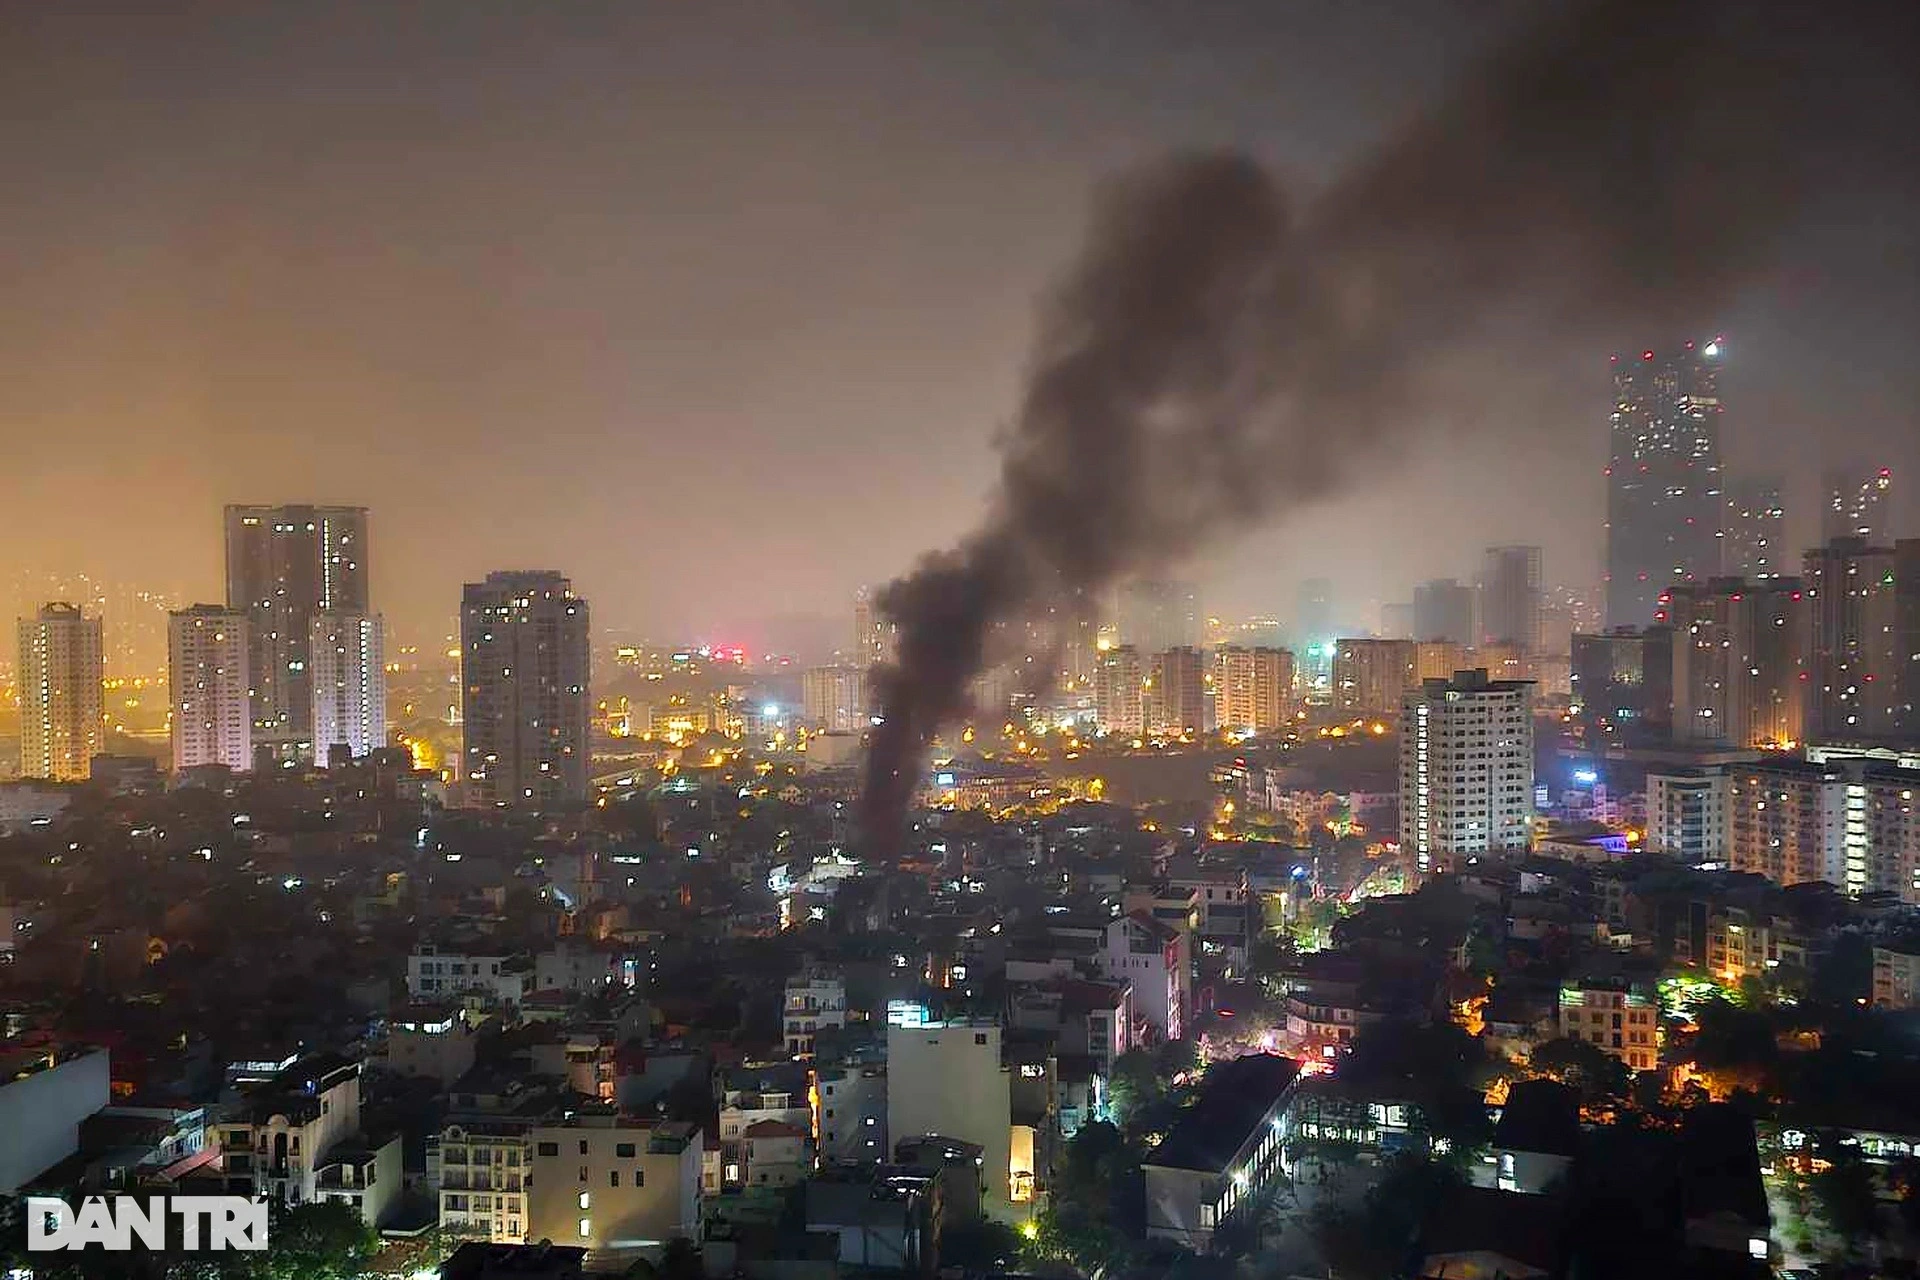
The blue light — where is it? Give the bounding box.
[1573,768,1598,785]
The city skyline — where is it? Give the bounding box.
[3,3,1917,650]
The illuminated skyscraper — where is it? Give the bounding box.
[852,587,895,668]
[1804,537,1919,742]
[224,504,369,762]
[461,571,590,808]
[311,611,387,767]
[1721,477,1785,578]
[17,603,103,781]
[1213,645,1294,734]
[1093,644,1145,736]
[1605,342,1725,626]
[169,605,251,772]
[1333,638,1417,717]
[1144,646,1206,737]
[1822,466,1893,545]
[1400,670,1535,873]
[802,665,869,734]
[1666,577,1806,749]
[1482,545,1544,651]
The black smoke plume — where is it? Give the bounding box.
[860,0,1918,850]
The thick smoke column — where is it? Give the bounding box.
[861,0,1916,849]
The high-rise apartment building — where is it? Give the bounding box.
[1570,628,1674,742]
[1482,546,1544,652]
[224,504,369,761]
[169,605,252,772]
[1722,478,1785,578]
[1413,579,1474,645]
[1094,644,1145,736]
[1822,467,1893,545]
[310,612,387,767]
[1144,647,1206,737]
[1118,579,1200,654]
[460,571,590,809]
[1804,537,1919,742]
[1333,639,1417,718]
[1399,670,1535,873]
[1605,343,1725,626]
[1213,646,1294,734]
[1645,769,1729,863]
[852,587,895,668]
[16,603,104,781]
[1665,577,1807,749]
[1662,757,1920,901]
[801,665,869,734]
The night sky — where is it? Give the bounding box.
[5,1,1916,650]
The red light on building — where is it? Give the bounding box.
[1642,350,1654,360]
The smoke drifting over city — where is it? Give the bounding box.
[860,0,1917,848]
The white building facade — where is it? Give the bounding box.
[1399,670,1535,873]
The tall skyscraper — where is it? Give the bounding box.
[1822,467,1893,545]
[1804,537,1918,742]
[1665,577,1807,749]
[1118,579,1200,654]
[461,571,591,809]
[852,587,895,668]
[1333,638,1417,718]
[802,665,869,734]
[1143,646,1206,737]
[1413,579,1474,644]
[1213,646,1294,734]
[310,612,387,767]
[1093,644,1145,736]
[169,605,252,773]
[1722,477,1785,578]
[1481,545,1544,651]
[224,504,369,761]
[1400,670,1535,873]
[17,603,104,781]
[1605,342,1725,626]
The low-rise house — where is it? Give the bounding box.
[1556,978,1658,1071]
[739,1119,810,1188]
[0,1046,110,1194]
[527,1115,703,1258]
[313,1135,404,1226]
[1489,1080,1579,1195]
[1141,1053,1299,1250]
[387,1003,479,1084]
[816,1064,886,1164]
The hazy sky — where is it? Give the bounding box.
[5,1,1915,651]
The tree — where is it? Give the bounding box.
[1311,1153,1462,1280]
[1811,1142,1880,1257]
[938,1219,1025,1271]
[1684,996,1779,1094]
[1032,1122,1142,1276]
[252,1200,380,1280]
[1527,1037,1631,1107]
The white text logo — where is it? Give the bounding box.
[26,1197,269,1252]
